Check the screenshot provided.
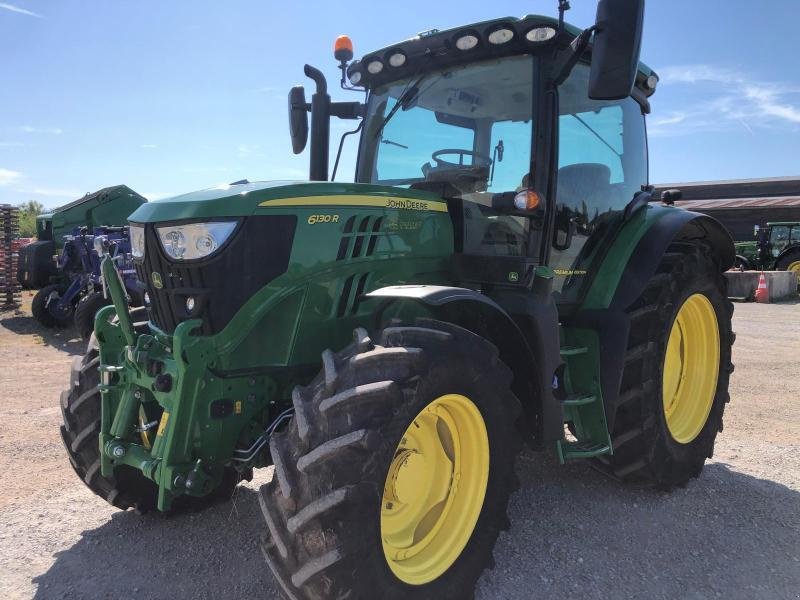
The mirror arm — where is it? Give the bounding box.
[553,25,596,87]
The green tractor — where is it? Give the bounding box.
[60,1,735,598]
[735,221,800,280]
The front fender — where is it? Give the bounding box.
[366,284,562,446]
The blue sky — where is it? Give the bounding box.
[1,0,799,208]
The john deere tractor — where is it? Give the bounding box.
[60,1,735,598]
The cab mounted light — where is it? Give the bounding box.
[526,26,557,43]
[387,50,407,67]
[487,26,514,45]
[347,62,363,85]
[454,32,480,50]
[366,58,384,74]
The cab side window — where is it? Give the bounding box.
[551,63,648,299]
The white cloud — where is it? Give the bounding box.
[0,2,42,18]
[0,168,22,186]
[139,143,158,149]
[650,64,800,137]
[20,125,63,135]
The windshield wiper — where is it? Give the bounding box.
[571,113,622,158]
[380,139,409,149]
[374,72,445,138]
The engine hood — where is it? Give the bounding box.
[128,181,445,223]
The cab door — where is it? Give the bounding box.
[549,62,649,307]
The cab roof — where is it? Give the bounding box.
[348,14,656,98]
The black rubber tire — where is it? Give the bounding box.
[60,341,160,511]
[259,319,523,600]
[776,249,800,279]
[32,283,72,328]
[74,291,111,340]
[60,336,242,513]
[595,241,735,489]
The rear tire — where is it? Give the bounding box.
[32,283,73,328]
[74,291,111,340]
[596,241,734,489]
[259,319,523,600]
[776,250,800,283]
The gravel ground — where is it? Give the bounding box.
[1,292,798,600]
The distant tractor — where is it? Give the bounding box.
[59,1,736,598]
[735,221,800,280]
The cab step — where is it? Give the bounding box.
[562,393,596,407]
[556,440,611,462]
[560,345,588,357]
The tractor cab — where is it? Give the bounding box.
[292,10,657,310]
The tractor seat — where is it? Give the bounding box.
[556,163,613,214]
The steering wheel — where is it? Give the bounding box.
[431,149,492,170]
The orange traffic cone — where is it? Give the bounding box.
[755,271,769,303]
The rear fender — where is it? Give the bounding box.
[570,206,735,432]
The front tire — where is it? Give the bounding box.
[596,241,734,489]
[32,283,73,328]
[60,341,160,511]
[259,320,523,600]
[60,337,242,513]
[74,291,111,340]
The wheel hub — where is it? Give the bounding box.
[381,394,489,585]
[662,293,720,444]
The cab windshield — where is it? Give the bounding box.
[357,55,534,198]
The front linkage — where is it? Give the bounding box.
[95,257,273,510]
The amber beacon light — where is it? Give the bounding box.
[334,35,354,62]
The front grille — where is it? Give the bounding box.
[135,216,297,334]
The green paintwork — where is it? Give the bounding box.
[555,203,687,459]
[581,204,678,309]
[735,240,759,265]
[36,185,146,248]
[97,187,452,510]
[128,181,444,223]
[556,337,612,461]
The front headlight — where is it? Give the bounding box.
[130,224,146,259]
[156,221,238,261]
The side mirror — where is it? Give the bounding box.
[754,225,760,237]
[588,0,645,100]
[288,86,309,154]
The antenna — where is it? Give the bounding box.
[558,0,571,30]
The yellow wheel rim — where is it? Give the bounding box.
[662,293,720,444]
[787,260,800,282]
[381,393,489,585]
